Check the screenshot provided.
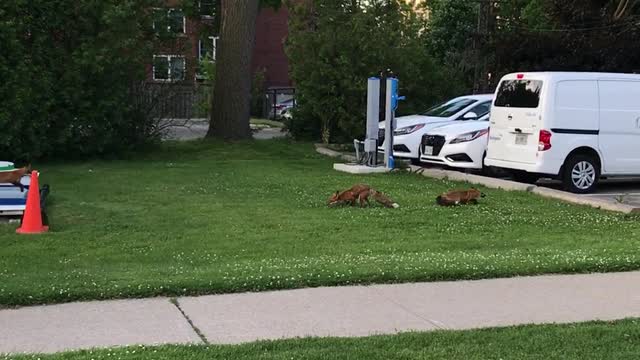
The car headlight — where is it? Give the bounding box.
[450,129,489,144]
[393,124,425,136]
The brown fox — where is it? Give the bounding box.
[0,165,31,192]
[436,188,485,206]
[328,184,399,208]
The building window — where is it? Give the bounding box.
[198,36,219,62]
[199,1,216,18]
[153,55,186,81]
[153,8,186,34]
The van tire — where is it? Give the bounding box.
[562,154,600,194]
[512,170,539,184]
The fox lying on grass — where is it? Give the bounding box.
[0,165,31,192]
[328,184,399,208]
[436,188,485,206]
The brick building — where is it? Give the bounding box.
[149,2,292,89]
[252,6,292,89]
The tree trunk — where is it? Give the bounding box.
[207,0,260,140]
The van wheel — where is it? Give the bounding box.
[562,154,600,194]
[512,170,539,184]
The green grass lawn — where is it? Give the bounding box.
[5,320,640,359]
[2,140,640,306]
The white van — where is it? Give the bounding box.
[485,72,640,193]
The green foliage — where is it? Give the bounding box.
[195,60,216,117]
[286,0,463,143]
[0,0,164,161]
[424,0,478,92]
[251,68,267,117]
[490,0,640,75]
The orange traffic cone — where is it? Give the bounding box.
[16,171,48,234]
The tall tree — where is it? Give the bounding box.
[206,0,260,140]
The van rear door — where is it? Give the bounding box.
[488,77,544,164]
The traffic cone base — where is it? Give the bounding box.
[16,170,49,234]
[17,226,49,234]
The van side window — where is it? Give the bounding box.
[494,80,543,108]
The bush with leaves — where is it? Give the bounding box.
[0,0,172,161]
[286,0,464,143]
[424,0,478,92]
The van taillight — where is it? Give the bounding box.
[538,130,552,151]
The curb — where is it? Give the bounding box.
[314,144,640,214]
[408,165,534,192]
[314,144,357,162]
[531,187,640,214]
[408,165,640,214]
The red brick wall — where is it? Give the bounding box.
[147,3,292,88]
[146,12,202,83]
[252,6,291,88]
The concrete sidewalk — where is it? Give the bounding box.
[2,272,640,354]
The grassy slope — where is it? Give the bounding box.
[5,320,640,359]
[1,140,640,306]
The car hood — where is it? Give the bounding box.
[378,115,452,129]
[427,121,489,140]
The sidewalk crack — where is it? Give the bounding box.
[371,287,448,331]
[170,298,209,345]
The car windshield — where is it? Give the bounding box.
[422,98,477,118]
[454,101,492,121]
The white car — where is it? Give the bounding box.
[419,113,490,170]
[378,94,494,163]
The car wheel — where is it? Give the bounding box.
[562,154,600,194]
[512,170,539,184]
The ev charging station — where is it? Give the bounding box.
[335,73,404,174]
[362,74,404,169]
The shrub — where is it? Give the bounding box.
[285,0,465,143]
[0,0,165,161]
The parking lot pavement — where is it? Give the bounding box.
[536,178,640,207]
[417,162,640,208]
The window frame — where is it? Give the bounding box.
[198,1,216,18]
[152,8,187,35]
[152,55,186,82]
[198,36,219,62]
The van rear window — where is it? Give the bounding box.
[494,80,543,108]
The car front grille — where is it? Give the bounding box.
[378,129,385,145]
[421,135,446,156]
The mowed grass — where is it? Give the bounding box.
[1,140,640,306]
[5,320,640,359]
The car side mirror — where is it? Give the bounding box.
[463,112,478,120]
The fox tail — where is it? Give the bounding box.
[372,190,399,208]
